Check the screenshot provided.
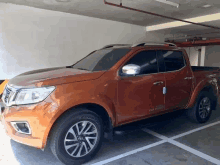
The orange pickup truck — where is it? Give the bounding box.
[1,42,220,165]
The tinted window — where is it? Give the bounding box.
[73,48,131,71]
[121,50,158,76]
[158,50,185,72]
[156,51,166,73]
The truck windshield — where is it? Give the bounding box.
[72,48,131,71]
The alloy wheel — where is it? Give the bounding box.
[64,121,98,158]
[198,97,211,119]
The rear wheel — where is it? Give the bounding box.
[187,91,214,123]
[50,109,103,165]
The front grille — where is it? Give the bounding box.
[2,85,16,106]
[4,86,12,103]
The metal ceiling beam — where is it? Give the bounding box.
[173,38,220,47]
[104,0,220,30]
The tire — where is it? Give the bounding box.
[187,91,214,123]
[50,109,103,165]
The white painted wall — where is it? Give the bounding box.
[0,3,165,79]
[185,47,199,66]
[200,46,206,66]
[184,46,206,66]
[205,45,220,67]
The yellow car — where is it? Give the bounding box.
[0,80,8,119]
[0,80,9,96]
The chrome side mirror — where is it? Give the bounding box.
[122,64,141,75]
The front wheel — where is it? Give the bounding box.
[187,91,213,123]
[50,109,103,165]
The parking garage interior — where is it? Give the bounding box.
[1,0,220,165]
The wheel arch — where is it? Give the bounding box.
[187,81,218,110]
[43,103,114,149]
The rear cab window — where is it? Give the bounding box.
[157,50,186,72]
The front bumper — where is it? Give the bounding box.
[0,101,58,149]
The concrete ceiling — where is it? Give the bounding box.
[1,0,220,38]
[1,0,220,27]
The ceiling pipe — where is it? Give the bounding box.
[172,38,220,47]
[103,0,220,30]
[165,31,220,42]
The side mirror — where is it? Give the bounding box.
[122,64,141,75]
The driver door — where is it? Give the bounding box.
[117,50,165,124]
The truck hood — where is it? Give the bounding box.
[8,67,105,87]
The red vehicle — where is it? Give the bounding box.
[1,42,220,165]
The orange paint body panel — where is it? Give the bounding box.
[1,46,220,149]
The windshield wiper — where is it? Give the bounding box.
[76,68,89,71]
[66,66,89,71]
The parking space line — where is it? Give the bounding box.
[168,140,220,164]
[90,140,166,165]
[142,128,168,140]
[91,120,220,165]
[171,120,220,140]
[142,128,220,165]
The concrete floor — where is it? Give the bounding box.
[1,109,220,165]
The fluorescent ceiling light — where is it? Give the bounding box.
[146,13,220,31]
[202,4,212,8]
[155,0,179,8]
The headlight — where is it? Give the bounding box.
[14,86,55,105]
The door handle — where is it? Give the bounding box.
[153,81,164,85]
[184,77,193,80]
[163,87,167,95]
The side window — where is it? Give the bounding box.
[121,50,158,76]
[158,50,185,72]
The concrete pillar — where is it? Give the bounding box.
[200,46,206,66]
[198,48,201,66]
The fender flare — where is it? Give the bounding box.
[187,78,218,109]
[41,95,117,148]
